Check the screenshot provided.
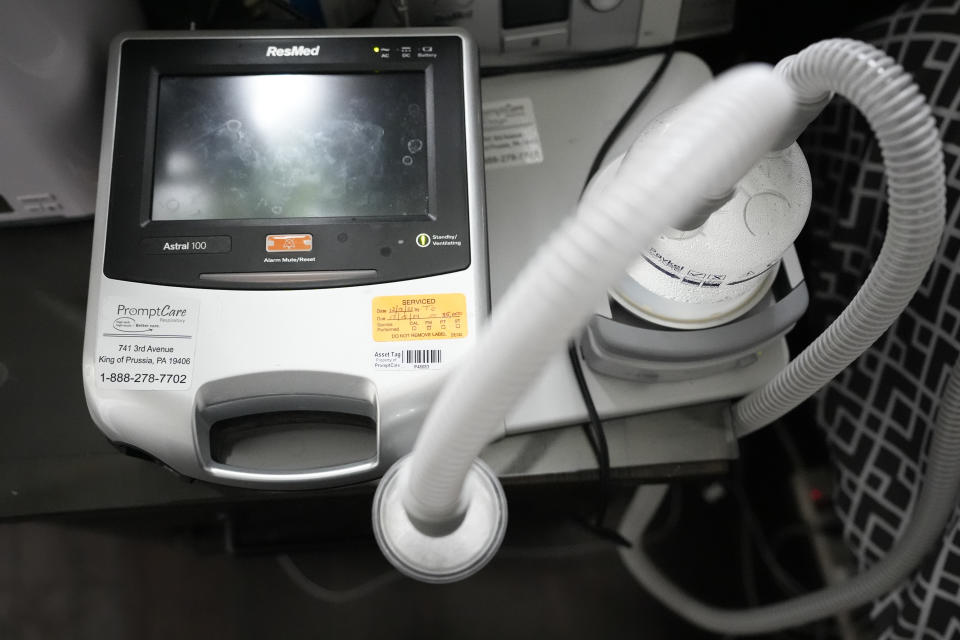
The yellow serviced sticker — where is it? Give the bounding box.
[373,294,467,342]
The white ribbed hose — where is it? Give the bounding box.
[399,65,796,528]
[618,39,952,635]
[733,39,947,435]
[621,360,960,635]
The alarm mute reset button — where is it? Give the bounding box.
[266,234,313,252]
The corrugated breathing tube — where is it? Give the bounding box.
[399,65,795,529]
[619,39,952,635]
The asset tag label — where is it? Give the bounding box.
[374,345,445,371]
[372,294,467,342]
[482,97,544,169]
[95,297,198,389]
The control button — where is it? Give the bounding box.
[736,354,760,368]
[588,0,623,11]
[199,270,377,285]
[17,192,54,203]
[266,233,313,252]
[141,236,232,255]
[502,27,569,53]
[17,192,62,213]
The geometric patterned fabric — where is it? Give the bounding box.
[799,1,960,636]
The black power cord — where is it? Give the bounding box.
[580,48,676,196]
[481,45,672,78]
[567,48,675,538]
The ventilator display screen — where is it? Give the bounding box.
[151,73,429,221]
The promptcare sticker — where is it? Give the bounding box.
[482,98,544,169]
[95,297,199,389]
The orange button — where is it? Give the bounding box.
[266,234,313,252]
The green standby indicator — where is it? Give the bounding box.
[416,233,431,247]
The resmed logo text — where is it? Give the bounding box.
[265,45,320,57]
